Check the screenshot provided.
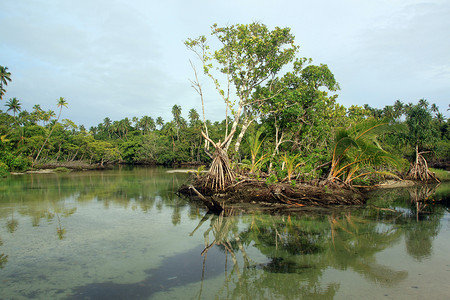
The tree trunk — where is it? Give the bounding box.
[234,114,254,154]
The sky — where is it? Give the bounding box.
[1,0,449,127]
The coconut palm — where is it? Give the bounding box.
[0,65,12,100]
[393,100,404,119]
[156,116,164,130]
[5,97,21,116]
[32,104,44,124]
[33,97,68,166]
[103,117,112,138]
[188,108,200,127]
[172,104,182,139]
[139,116,155,134]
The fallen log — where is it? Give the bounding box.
[187,185,223,213]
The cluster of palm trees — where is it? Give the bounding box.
[0,65,12,101]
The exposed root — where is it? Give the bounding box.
[204,147,234,191]
[407,152,440,183]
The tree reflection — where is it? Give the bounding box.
[403,185,443,261]
[190,202,445,298]
[328,213,407,286]
[0,236,7,268]
[0,168,192,239]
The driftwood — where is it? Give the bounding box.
[187,185,223,213]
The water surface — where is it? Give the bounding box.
[0,167,449,299]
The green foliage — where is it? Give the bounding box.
[0,161,9,177]
[281,153,304,181]
[328,120,403,185]
[404,101,438,150]
[265,174,278,185]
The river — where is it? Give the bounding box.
[0,167,449,299]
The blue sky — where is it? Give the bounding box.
[1,0,449,127]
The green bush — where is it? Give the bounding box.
[265,174,277,185]
[0,152,31,171]
[0,162,9,177]
[54,167,70,173]
[9,155,32,171]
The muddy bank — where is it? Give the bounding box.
[178,177,367,213]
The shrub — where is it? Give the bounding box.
[0,162,9,177]
[54,167,70,173]
[265,174,277,185]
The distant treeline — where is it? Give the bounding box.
[1,97,449,181]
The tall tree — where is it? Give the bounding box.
[156,116,164,130]
[171,104,182,139]
[103,117,112,138]
[139,116,155,135]
[186,23,299,190]
[33,97,68,166]
[5,97,21,116]
[188,108,200,127]
[0,65,12,100]
[404,100,439,181]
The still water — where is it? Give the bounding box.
[0,167,449,299]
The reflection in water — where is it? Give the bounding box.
[192,205,414,299]
[0,169,448,299]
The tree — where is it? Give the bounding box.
[33,97,68,166]
[5,97,21,116]
[139,116,155,135]
[156,116,164,130]
[0,65,12,100]
[32,104,44,124]
[103,117,112,138]
[188,108,200,127]
[186,23,299,190]
[171,104,182,140]
[404,100,439,181]
[254,61,340,172]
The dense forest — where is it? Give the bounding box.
[1,23,449,185]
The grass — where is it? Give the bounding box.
[54,167,71,173]
[430,168,450,181]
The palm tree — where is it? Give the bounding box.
[430,103,439,118]
[172,104,182,139]
[418,98,429,109]
[139,116,155,135]
[132,116,139,130]
[393,100,404,119]
[32,104,44,124]
[188,108,200,127]
[327,120,402,185]
[5,97,21,116]
[156,116,164,130]
[56,97,68,119]
[33,97,68,166]
[0,65,12,100]
[103,117,112,138]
